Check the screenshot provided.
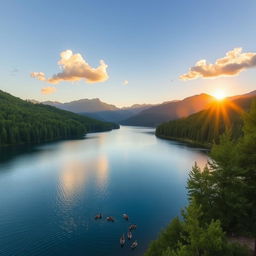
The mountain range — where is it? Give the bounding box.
[120,94,215,126]
[33,90,256,127]
[42,98,118,112]
[38,99,153,123]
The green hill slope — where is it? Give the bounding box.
[156,96,256,147]
[0,90,119,146]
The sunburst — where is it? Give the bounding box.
[212,89,226,101]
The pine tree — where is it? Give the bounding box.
[236,100,256,254]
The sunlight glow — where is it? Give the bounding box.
[212,89,226,100]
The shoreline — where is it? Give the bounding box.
[155,134,211,149]
[0,126,119,148]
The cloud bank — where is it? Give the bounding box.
[31,50,109,84]
[180,48,256,80]
[41,86,57,94]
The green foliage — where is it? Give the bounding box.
[144,217,184,256]
[174,199,227,256]
[0,90,119,146]
[207,133,248,232]
[187,163,215,223]
[144,199,248,256]
[146,100,256,256]
[185,100,256,254]
[187,146,250,233]
[156,97,256,146]
[236,100,256,236]
[206,101,256,236]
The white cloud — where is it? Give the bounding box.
[180,48,256,80]
[31,50,109,84]
[31,72,46,81]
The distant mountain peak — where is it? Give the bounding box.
[41,98,118,113]
[121,93,215,127]
[34,90,255,125]
[42,100,61,104]
[121,103,154,110]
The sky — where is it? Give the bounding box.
[0,0,256,107]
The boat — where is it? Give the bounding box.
[94,213,102,220]
[120,234,125,246]
[127,231,132,240]
[106,216,115,222]
[131,240,138,249]
[122,213,129,221]
[129,224,137,230]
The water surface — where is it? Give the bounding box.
[0,126,208,256]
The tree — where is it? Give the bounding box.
[0,90,119,146]
[144,217,184,256]
[169,199,228,256]
[209,133,248,232]
[144,199,249,256]
[187,163,215,224]
[236,101,256,254]
[186,100,256,255]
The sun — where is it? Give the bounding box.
[212,89,226,101]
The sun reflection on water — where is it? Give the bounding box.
[59,160,87,201]
[96,155,109,189]
[56,151,110,233]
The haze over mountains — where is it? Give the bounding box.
[80,104,153,123]
[121,94,215,126]
[39,98,153,123]
[120,90,256,126]
[36,90,256,127]
[40,95,213,125]
[42,98,118,113]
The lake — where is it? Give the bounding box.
[0,126,208,256]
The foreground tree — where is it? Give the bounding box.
[236,101,256,254]
[144,217,184,256]
[145,100,256,256]
[187,100,256,255]
[145,199,248,256]
[165,199,249,256]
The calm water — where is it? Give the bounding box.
[0,126,208,256]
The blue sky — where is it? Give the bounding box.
[1,0,256,107]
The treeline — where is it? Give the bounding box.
[0,90,119,146]
[156,96,256,146]
[145,101,256,255]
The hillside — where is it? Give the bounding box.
[121,94,214,127]
[156,95,256,146]
[0,90,119,147]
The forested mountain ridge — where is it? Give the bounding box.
[156,95,256,146]
[0,90,119,147]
